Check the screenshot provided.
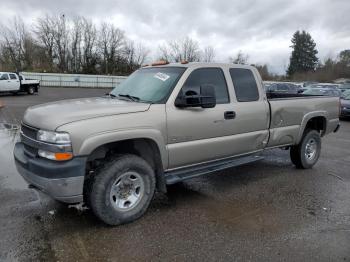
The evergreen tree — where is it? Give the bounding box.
[339,49,350,66]
[287,30,318,77]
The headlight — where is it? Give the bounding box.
[37,130,71,144]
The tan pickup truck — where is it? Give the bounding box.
[14,62,340,225]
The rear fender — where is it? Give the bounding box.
[296,111,327,144]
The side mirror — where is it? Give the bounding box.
[175,84,216,108]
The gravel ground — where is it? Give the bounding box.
[0,87,349,261]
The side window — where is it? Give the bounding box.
[229,68,259,102]
[182,68,229,104]
[9,74,17,80]
[0,74,9,80]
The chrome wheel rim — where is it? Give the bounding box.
[110,172,145,212]
[305,138,317,161]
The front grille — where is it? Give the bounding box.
[24,144,38,157]
[21,123,38,140]
[21,123,39,158]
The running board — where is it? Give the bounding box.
[165,155,264,185]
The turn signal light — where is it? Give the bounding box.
[38,149,73,161]
[55,152,73,161]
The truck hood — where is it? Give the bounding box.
[23,97,151,130]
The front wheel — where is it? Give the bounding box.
[88,154,156,226]
[290,129,321,169]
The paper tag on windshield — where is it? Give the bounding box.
[154,72,170,82]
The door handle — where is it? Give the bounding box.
[224,111,236,120]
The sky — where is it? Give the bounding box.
[0,0,349,74]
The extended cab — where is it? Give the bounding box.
[0,72,40,95]
[14,62,340,225]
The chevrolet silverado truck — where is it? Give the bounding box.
[14,62,340,225]
[0,72,40,95]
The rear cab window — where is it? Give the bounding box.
[229,68,259,102]
[9,74,17,80]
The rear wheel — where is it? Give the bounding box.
[88,154,156,226]
[27,86,34,95]
[290,129,321,169]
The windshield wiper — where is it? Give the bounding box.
[118,93,140,102]
[104,93,117,98]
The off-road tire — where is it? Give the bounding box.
[88,154,156,226]
[290,129,321,169]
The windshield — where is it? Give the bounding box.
[343,94,350,100]
[303,88,332,96]
[342,90,350,97]
[110,67,186,103]
[309,84,336,89]
[340,84,350,89]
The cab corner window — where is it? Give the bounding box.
[182,68,229,104]
[230,68,259,102]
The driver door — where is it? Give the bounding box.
[166,67,234,169]
[8,73,20,91]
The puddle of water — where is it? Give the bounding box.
[0,123,27,190]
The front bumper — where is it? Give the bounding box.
[14,142,86,203]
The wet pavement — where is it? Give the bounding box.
[0,88,350,261]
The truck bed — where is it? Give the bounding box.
[266,94,339,148]
[266,92,322,99]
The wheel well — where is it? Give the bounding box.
[86,138,166,193]
[305,116,326,136]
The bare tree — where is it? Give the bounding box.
[202,46,215,62]
[53,15,69,72]
[124,40,149,71]
[81,18,98,73]
[70,17,83,72]
[0,17,28,71]
[230,50,249,65]
[99,23,125,74]
[35,15,56,71]
[159,36,201,62]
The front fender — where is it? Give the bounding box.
[78,128,168,169]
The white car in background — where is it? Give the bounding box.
[0,72,40,95]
